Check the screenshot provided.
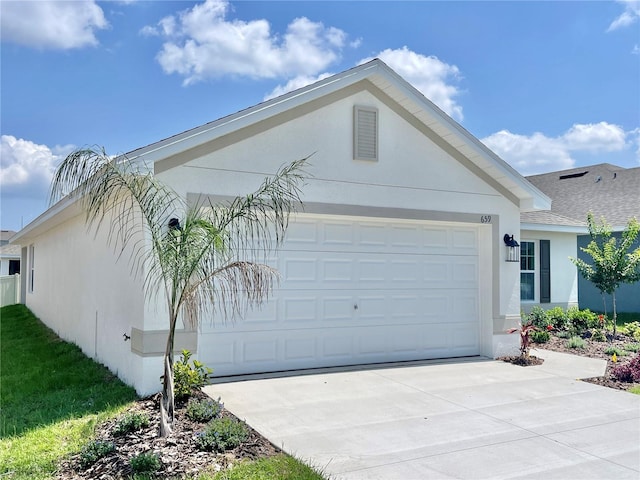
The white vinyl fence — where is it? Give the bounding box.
[0,274,20,307]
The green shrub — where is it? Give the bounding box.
[555,330,571,339]
[130,451,161,474]
[174,350,213,400]
[623,343,640,353]
[186,397,223,423]
[567,336,586,349]
[530,330,550,344]
[590,329,607,342]
[546,307,569,330]
[196,417,249,452]
[568,307,597,333]
[113,412,150,436]
[79,440,115,468]
[527,306,549,329]
[604,346,626,357]
[618,321,640,341]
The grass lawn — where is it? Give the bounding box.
[0,305,325,479]
[613,312,640,325]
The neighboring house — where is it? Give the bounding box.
[12,59,550,395]
[523,163,640,314]
[0,231,20,276]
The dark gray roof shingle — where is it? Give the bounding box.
[524,163,640,228]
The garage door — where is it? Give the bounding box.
[200,214,480,376]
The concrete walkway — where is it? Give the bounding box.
[204,351,640,479]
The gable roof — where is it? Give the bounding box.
[14,59,549,245]
[128,59,549,212]
[525,163,640,229]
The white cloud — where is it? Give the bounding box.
[263,73,334,100]
[561,122,627,152]
[607,0,640,32]
[0,0,108,50]
[0,136,73,198]
[482,122,634,175]
[632,44,640,54]
[361,47,464,121]
[265,47,464,121]
[146,0,348,85]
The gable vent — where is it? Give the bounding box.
[354,106,378,161]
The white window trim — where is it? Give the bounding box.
[520,239,539,303]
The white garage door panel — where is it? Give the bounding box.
[199,215,481,376]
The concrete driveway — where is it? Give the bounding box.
[204,350,640,479]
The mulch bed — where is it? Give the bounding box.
[55,390,280,479]
[503,332,639,393]
[57,334,639,478]
[498,354,544,366]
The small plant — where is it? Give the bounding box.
[611,354,640,383]
[186,397,223,423]
[567,307,597,334]
[174,350,213,400]
[530,330,550,344]
[567,336,586,349]
[604,346,625,357]
[130,451,161,474]
[78,440,115,468]
[507,321,539,359]
[195,417,249,452]
[555,330,571,339]
[618,321,640,341]
[623,343,640,353]
[590,329,606,342]
[527,306,549,329]
[113,411,150,436]
[545,307,569,330]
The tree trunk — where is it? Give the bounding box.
[159,315,177,437]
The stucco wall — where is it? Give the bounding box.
[157,89,522,360]
[520,230,579,312]
[23,212,151,393]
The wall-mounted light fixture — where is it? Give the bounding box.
[503,234,520,263]
[168,218,181,231]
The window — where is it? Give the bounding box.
[520,241,535,301]
[28,245,34,293]
[9,260,19,275]
[353,106,378,161]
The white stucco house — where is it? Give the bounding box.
[12,59,551,395]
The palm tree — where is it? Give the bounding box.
[50,147,307,436]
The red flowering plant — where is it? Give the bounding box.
[507,321,539,359]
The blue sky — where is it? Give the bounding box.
[1,0,639,231]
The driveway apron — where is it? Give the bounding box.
[204,351,640,479]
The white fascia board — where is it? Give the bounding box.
[371,61,551,212]
[128,63,382,165]
[10,195,82,244]
[520,223,588,234]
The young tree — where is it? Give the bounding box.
[50,147,307,436]
[571,213,640,337]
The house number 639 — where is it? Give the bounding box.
[480,215,492,223]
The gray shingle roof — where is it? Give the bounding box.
[521,211,586,227]
[0,244,21,257]
[524,163,640,228]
